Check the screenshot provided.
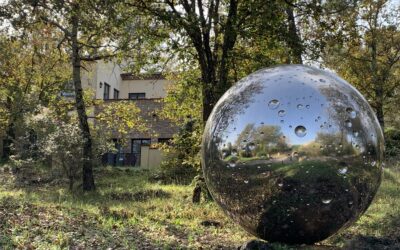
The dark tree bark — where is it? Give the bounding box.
[192,184,202,203]
[135,0,240,123]
[2,97,16,161]
[2,122,15,161]
[71,6,95,191]
[285,5,303,64]
[376,103,384,130]
[369,15,385,130]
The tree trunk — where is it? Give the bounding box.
[69,175,74,191]
[202,87,215,123]
[2,122,15,161]
[217,0,238,95]
[375,79,385,130]
[2,97,15,161]
[285,6,303,64]
[192,183,202,203]
[376,105,384,130]
[71,7,95,191]
[187,0,240,203]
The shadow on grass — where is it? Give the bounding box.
[4,166,174,207]
[0,196,172,249]
[343,235,400,250]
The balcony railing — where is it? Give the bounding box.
[101,153,139,167]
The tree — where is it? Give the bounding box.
[131,0,286,123]
[96,100,147,147]
[280,0,360,64]
[2,0,156,190]
[39,118,84,191]
[158,69,203,183]
[283,2,303,64]
[281,0,400,129]
[322,0,400,130]
[0,27,70,161]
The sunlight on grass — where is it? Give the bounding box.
[326,166,400,247]
[0,164,399,248]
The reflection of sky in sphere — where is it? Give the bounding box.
[223,75,329,146]
[220,67,366,148]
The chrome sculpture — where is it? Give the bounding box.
[201,65,384,244]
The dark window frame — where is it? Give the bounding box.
[158,138,173,145]
[131,138,151,167]
[128,92,146,100]
[113,88,119,99]
[103,82,110,100]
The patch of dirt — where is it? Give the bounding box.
[200,219,222,227]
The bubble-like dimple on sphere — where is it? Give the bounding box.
[201,65,384,244]
[268,99,280,109]
[294,125,307,137]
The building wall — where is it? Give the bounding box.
[81,61,123,100]
[81,61,171,100]
[95,61,123,99]
[83,61,178,168]
[126,99,178,139]
[99,99,179,154]
[120,79,171,99]
[97,98,179,168]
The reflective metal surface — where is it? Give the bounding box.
[201,65,384,244]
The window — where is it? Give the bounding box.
[158,138,173,145]
[129,93,146,100]
[113,89,119,99]
[103,83,110,100]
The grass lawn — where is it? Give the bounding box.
[0,163,399,249]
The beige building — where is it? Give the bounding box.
[81,61,178,168]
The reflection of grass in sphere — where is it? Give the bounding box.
[207,157,380,244]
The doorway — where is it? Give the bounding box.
[131,139,151,166]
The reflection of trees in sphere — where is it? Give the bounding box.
[201,65,384,244]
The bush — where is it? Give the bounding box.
[385,128,400,156]
[158,119,201,184]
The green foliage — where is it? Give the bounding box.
[0,28,70,163]
[22,109,113,190]
[159,119,202,184]
[231,124,289,160]
[96,100,147,147]
[320,0,400,128]
[158,70,203,183]
[161,70,203,125]
[39,119,84,190]
[0,31,70,134]
[385,128,400,156]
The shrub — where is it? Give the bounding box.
[385,128,400,156]
[158,119,202,184]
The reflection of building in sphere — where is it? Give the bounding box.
[202,65,384,244]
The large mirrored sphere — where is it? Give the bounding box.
[202,65,384,244]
